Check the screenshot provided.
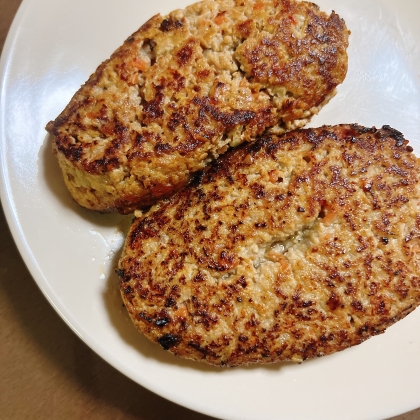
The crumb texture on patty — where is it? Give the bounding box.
[47,0,349,213]
[118,125,420,366]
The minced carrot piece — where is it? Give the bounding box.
[214,12,226,25]
[128,73,139,85]
[239,77,248,87]
[253,2,265,11]
[269,169,280,183]
[132,58,148,71]
[267,252,290,272]
[173,305,188,319]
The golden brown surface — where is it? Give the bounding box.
[0,2,212,419]
[1,2,419,419]
[118,125,420,366]
[47,0,349,214]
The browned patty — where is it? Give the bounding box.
[46,0,349,214]
[117,124,420,367]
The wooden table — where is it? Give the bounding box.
[0,1,419,419]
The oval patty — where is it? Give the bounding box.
[118,124,420,367]
[46,0,349,214]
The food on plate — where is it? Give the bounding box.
[117,124,420,366]
[46,0,349,214]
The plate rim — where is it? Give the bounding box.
[1,1,420,420]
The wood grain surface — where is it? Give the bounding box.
[0,0,419,419]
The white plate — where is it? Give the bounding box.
[1,0,420,419]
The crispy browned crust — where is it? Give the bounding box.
[117,124,420,366]
[47,0,349,214]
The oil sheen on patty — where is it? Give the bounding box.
[118,124,420,366]
[46,0,349,214]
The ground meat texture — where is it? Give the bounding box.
[46,0,349,214]
[117,124,420,367]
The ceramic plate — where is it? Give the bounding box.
[1,0,420,419]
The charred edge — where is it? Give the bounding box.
[382,125,406,147]
[158,333,180,350]
[191,96,256,128]
[160,18,184,32]
[192,172,207,189]
[188,341,217,358]
[116,268,132,283]
[129,216,159,247]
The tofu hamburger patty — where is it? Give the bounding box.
[46,0,349,214]
[117,124,420,366]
